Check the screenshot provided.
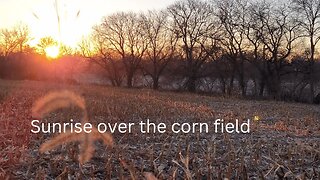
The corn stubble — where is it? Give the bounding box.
[1,81,320,179]
[32,90,113,164]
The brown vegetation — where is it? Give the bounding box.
[0,80,319,179]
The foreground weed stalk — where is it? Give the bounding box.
[32,90,113,164]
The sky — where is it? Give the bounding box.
[0,0,178,47]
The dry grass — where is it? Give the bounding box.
[0,79,319,179]
[32,90,113,164]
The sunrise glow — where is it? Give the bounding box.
[0,0,178,49]
[45,45,60,59]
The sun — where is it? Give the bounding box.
[45,45,60,59]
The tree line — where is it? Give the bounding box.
[1,0,320,103]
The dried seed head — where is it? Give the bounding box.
[32,90,86,119]
[33,90,114,165]
[79,140,95,164]
[40,131,84,153]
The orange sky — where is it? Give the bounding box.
[0,0,178,48]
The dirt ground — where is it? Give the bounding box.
[0,80,319,179]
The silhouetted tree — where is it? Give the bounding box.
[0,24,31,58]
[36,36,58,55]
[60,44,74,56]
[140,11,178,89]
[216,0,250,96]
[168,0,218,92]
[292,0,320,102]
[95,12,148,88]
[249,2,300,99]
[79,35,124,86]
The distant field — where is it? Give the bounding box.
[0,80,319,179]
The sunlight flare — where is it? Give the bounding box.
[45,45,60,59]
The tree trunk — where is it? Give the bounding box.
[115,78,122,87]
[267,75,281,100]
[227,74,234,96]
[241,84,247,97]
[126,71,134,88]
[110,79,116,87]
[186,76,197,92]
[219,78,226,94]
[152,76,159,90]
[310,40,316,102]
[238,76,247,97]
[259,80,265,97]
[309,61,315,102]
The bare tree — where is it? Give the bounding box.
[168,0,218,92]
[79,35,123,86]
[60,44,74,56]
[16,24,31,53]
[36,36,58,55]
[292,0,320,102]
[0,24,31,58]
[140,11,178,89]
[95,12,148,88]
[249,2,300,99]
[216,0,251,96]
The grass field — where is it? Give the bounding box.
[0,80,319,179]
